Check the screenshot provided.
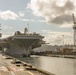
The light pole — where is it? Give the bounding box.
[62,35,64,46]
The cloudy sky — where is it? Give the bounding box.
[0,0,76,45]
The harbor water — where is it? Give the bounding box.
[18,55,76,75]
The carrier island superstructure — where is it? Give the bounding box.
[0,28,44,57]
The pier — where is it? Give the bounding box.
[0,53,54,75]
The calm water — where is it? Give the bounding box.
[18,55,76,75]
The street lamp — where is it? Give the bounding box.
[62,35,64,46]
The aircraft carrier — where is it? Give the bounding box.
[0,28,44,57]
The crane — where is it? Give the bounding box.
[72,13,76,24]
[72,14,76,75]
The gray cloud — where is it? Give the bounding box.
[65,1,74,10]
[51,0,74,15]
[51,14,72,24]
[27,0,76,25]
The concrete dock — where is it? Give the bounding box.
[0,53,55,75]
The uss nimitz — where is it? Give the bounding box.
[0,28,45,57]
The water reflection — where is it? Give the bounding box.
[18,55,76,75]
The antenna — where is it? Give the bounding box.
[27,23,29,32]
